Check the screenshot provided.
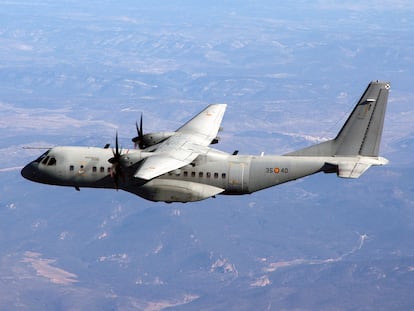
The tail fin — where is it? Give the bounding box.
[286,81,390,157]
[334,81,389,156]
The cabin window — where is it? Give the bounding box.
[92,166,97,173]
[214,172,219,179]
[69,165,74,171]
[191,172,196,177]
[183,171,188,177]
[199,172,203,178]
[222,173,226,179]
[206,172,211,178]
[108,167,112,174]
[100,167,105,173]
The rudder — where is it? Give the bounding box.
[334,81,390,156]
[286,81,390,157]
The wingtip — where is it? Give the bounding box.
[377,156,389,165]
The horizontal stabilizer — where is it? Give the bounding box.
[327,156,388,178]
[337,162,371,178]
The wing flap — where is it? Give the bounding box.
[134,152,197,180]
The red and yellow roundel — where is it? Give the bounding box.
[274,167,280,174]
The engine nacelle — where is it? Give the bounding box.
[132,131,175,148]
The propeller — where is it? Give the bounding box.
[132,113,145,149]
[108,132,124,190]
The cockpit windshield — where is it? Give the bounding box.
[34,150,57,166]
[47,157,56,166]
[41,156,57,166]
[34,150,50,163]
[41,156,50,165]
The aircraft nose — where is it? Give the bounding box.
[21,162,38,181]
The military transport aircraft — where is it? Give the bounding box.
[21,81,390,203]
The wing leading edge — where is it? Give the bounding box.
[134,104,227,180]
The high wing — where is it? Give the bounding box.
[134,104,227,180]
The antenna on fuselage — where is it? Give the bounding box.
[22,146,52,150]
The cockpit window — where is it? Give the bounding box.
[40,155,57,166]
[35,150,50,163]
[41,156,50,165]
[47,157,56,166]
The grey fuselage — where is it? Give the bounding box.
[21,146,327,202]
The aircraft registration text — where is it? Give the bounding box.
[265,167,289,174]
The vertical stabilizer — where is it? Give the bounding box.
[286,81,390,157]
[334,81,390,156]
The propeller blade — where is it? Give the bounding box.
[115,131,119,156]
[135,121,140,138]
[132,113,145,149]
[108,131,124,190]
[139,113,143,137]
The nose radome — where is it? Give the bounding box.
[21,163,37,181]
